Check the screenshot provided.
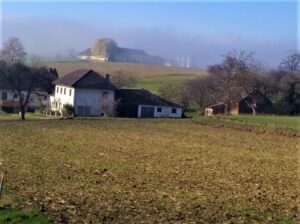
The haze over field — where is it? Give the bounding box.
[1,1,298,68]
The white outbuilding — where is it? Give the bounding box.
[116,89,183,118]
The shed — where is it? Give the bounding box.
[205,102,239,115]
[116,89,182,118]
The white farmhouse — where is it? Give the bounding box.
[50,69,116,116]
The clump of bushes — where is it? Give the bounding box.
[62,104,74,118]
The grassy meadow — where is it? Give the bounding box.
[0,116,299,223]
[46,61,207,78]
[45,61,206,94]
[186,113,300,132]
[135,74,199,94]
[227,115,300,131]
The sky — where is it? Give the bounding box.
[0,0,298,68]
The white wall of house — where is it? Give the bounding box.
[50,85,114,116]
[74,88,114,116]
[137,105,182,118]
[50,85,75,111]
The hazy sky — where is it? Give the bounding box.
[1,0,298,68]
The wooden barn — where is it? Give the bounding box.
[205,102,239,116]
[239,94,274,114]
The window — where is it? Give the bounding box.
[1,92,7,100]
[56,86,59,93]
[13,93,18,100]
[64,88,66,95]
[171,108,177,114]
[69,89,72,96]
[60,87,62,94]
[157,107,162,113]
[102,91,108,100]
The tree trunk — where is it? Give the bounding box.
[20,105,25,120]
[251,105,256,115]
[245,96,256,116]
[224,103,228,115]
[19,90,31,120]
[18,90,29,121]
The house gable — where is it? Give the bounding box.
[54,69,116,90]
[73,71,116,90]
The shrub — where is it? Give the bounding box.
[62,104,74,118]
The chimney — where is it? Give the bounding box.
[105,74,110,81]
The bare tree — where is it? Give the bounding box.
[185,75,215,112]
[0,62,56,120]
[27,55,43,68]
[208,50,261,115]
[0,37,57,120]
[110,70,135,88]
[277,53,300,115]
[208,52,241,114]
[279,53,300,76]
[235,52,262,115]
[91,38,117,60]
[0,37,26,65]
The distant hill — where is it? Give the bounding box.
[78,38,166,65]
[45,61,207,78]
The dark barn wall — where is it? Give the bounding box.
[1,106,16,113]
[207,102,239,115]
[211,104,225,115]
[239,96,274,114]
[116,103,138,118]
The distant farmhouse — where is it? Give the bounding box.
[0,89,49,113]
[50,69,183,118]
[78,38,166,65]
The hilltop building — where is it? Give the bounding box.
[78,38,165,65]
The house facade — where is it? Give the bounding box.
[116,89,183,118]
[0,89,49,113]
[50,70,116,117]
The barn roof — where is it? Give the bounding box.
[54,69,116,90]
[206,102,225,108]
[116,88,182,108]
[78,48,92,56]
[118,47,147,56]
